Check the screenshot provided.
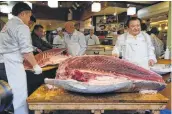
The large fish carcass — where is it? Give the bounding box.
[24,48,69,70]
[45,55,166,93]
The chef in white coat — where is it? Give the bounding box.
[86,26,100,45]
[112,17,157,69]
[64,21,87,56]
[150,27,164,58]
[0,2,42,114]
[53,27,65,48]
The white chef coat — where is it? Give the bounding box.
[112,32,157,69]
[0,16,33,114]
[0,55,3,63]
[53,35,66,48]
[150,34,164,57]
[86,34,100,45]
[64,30,87,56]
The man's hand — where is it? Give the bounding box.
[148,59,155,66]
[112,53,119,58]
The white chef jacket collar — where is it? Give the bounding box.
[127,32,142,38]
[12,16,25,24]
[73,29,77,35]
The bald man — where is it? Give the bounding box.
[64,21,87,56]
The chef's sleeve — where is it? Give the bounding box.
[146,33,157,63]
[95,36,100,45]
[112,36,121,55]
[16,25,33,53]
[78,34,87,56]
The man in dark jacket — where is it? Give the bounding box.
[31,25,52,53]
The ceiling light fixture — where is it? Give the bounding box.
[91,2,101,12]
[0,5,10,13]
[48,1,58,8]
[75,3,80,7]
[104,15,106,20]
[72,5,77,10]
[69,9,72,13]
[165,26,168,30]
[127,7,136,15]
[114,7,117,16]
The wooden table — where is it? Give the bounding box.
[157,59,171,110]
[42,65,58,72]
[157,59,171,64]
[27,85,168,114]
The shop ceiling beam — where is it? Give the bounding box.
[32,4,68,20]
[108,1,163,7]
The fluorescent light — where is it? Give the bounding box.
[0,5,10,13]
[24,2,32,9]
[127,7,136,15]
[91,2,101,12]
[48,1,58,8]
[69,9,72,13]
[8,13,13,20]
[75,3,80,7]
[72,5,77,10]
[104,15,106,20]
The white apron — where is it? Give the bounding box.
[122,33,149,69]
[3,51,28,114]
[88,38,96,45]
[67,36,80,56]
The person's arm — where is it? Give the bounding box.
[145,33,157,65]
[78,33,87,56]
[32,35,50,51]
[95,36,100,45]
[17,25,42,74]
[23,52,37,66]
[112,36,122,57]
[40,37,52,49]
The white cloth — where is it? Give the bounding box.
[57,27,62,31]
[150,34,164,57]
[64,30,87,56]
[42,37,48,43]
[112,32,157,69]
[86,34,100,45]
[53,35,66,48]
[0,16,33,114]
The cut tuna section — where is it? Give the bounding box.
[24,48,69,70]
[56,55,166,92]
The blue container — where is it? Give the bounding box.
[160,109,171,114]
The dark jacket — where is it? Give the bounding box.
[31,32,52,51]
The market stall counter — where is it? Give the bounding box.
[27,59,171,114]
[27,84,168,114]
